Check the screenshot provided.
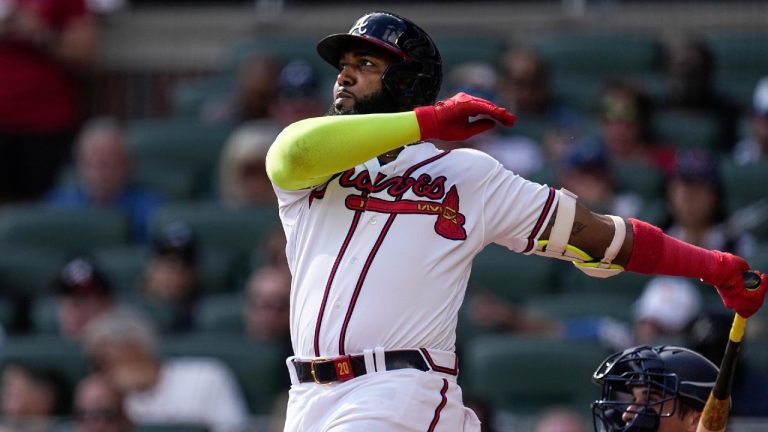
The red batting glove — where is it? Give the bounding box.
[414,92,516,142]
[704,252,768,318]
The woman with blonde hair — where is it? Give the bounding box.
[218,121,281,207]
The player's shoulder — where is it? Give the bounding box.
[444,147,503,168]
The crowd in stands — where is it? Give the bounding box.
[1,1,768,430]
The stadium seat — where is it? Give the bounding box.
[0,297,14,332]
[30,296,58,334]
[150,203,281,256]
[0,335,88,392]
[462,335,611,415]
[135,161,202,201]
[93,244,240,295]
[228,35,326,72]
[0,245,68,296]
[720,160,768,215]
[653,110,722,151]
[195,293,245,334]
[432,34,508,71]
[702,32,768,77]
[469,244,563,303]
[524,291,636,324]
[561,265,652,298]
[126,118,237,185]
[529,32,662,77]
[612,160,665,200]
[0,205,129,254]
[171,73,235,120]
[158,334,286,415]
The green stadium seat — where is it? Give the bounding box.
[0,245,68,296]
[549,73,603,113]
[433,34,508,71]
[529,32,662,77]
[158,334,286,415]
[0,206,129,254]
[524,291,636,324]
[126,118,236,184]
[612,161,665,200]
[0,297,14,332]
[462,335,610,415]
[171,73,235,119]
[228,35,326,72]
[135,161,202,201]
[470,244,564,302]
[0,335,88,391]
[653,110,722,152]
[195,293,245,334]
[30,296,58,334]
[720,160,768,215]
[703,32,768,76]
[92,245,150,294]
[93,244,240,295]
[150,203,281,256]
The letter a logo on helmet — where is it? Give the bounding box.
[317,11,443,109]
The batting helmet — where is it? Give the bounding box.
[591,345,718,432]
[316,11,442,109]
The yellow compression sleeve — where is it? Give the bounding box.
[266,112,421,190]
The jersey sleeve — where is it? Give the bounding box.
[477,153,558,253]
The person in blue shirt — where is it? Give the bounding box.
[45,117,162,243]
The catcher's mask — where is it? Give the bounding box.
[591,345,719,432]
[316,11,442,110]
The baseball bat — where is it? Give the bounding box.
[696,271,762,432]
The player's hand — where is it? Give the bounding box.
[705,251,768,318]
[414,92,516,142]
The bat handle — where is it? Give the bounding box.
[743,271,761,290]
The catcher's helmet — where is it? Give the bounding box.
[316,11,442,109]
[591,345,718,432]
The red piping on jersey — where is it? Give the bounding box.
[427,379,449,432]
[338,150,452,355]
[419,348,459,375]
[523,186,556,253]
[309,173,342,207]
[313,188,369,357]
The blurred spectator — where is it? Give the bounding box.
[496,48,583,162]
[53,256,116,341]
[137,222,201,331]
[0,362,69,432]
[217,122,280,208]
[686,310,768,416]
[72,373,133,432]
[0,0,97,204]
[556,141,642,218]
[82,309,248,432]
[660,38,740,151]
[202,54,280,124]
[243,265,291,352]
[632,276,702,345]
[269,58,326,126]
[733,76,768,165]
[593,79,675,175]
[533,406,589,432]
[662,149,755,257]
[447,61,546,176]
[45,117,163,243]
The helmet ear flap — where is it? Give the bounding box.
[382,61,440,109]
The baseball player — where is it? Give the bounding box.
[265,11,768,431]
[591,345,719,432]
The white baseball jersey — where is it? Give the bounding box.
[274,142,558,359]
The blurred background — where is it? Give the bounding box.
[1,1,768,431]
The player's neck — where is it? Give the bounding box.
[378,146,405,165]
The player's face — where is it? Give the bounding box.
[621,386,693,432]
[328,45,400,115]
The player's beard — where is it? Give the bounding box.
[326,88,401,116]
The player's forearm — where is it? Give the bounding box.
[266,112,421,190]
